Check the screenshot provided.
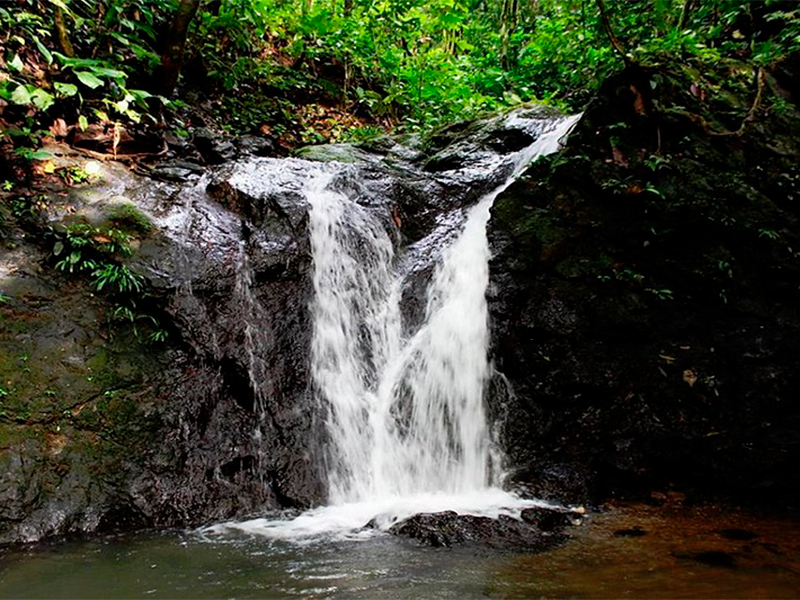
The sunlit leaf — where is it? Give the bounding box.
[75,71,104,89]
[54,82,79,97]
[31,88,55,110]
[29,149,54,160]
[34,37,53,65]
[10,85,32,105]
[9,54,24,73]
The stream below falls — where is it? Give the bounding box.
[1,502,799,598]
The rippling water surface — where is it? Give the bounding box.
[2,501,799,599]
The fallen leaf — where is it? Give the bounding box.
[50,118,69,137]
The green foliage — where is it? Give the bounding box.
[185,0,799,131]
[2,0,798,144]
[107,202,153,234]
[8,194,47,223]
[47,221,165,342]
[51,223,133,274]
[92,263,143,293]
[0,0,172,162]
[646,287,674,301]
[759,228,780,240]
[56,165,94,185]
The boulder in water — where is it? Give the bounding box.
[387,508,577,550]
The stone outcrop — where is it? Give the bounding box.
[386,506,578,550]
[487,63,800,507]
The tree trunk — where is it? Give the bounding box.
[53,8,75,57]
[679,0,700,30]
[595,0,630,64]
[157,0,201,96]
[500,0,519,70]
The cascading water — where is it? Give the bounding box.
[309,170,498,503]
[206,112,580,540]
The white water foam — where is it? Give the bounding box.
[203,489,555,543]
[204,113,580,542]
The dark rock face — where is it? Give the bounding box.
[519,506,575,532]
[0,155,326,543]
[487,64,800,507]
[387,507,575,550]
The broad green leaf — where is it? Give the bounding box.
[53,241,64,256]
[9,54,24,73]
[110,33,130,46]
[10,85,32,106]
[0,80,12,101]
[89,67,126,80]
[29,149,54,161]
[78,115,89,131]
[75,71,104,89]
[34,37,53,65]
[129,89,152,101]
[31,88,55,111]
[54,82,78,97]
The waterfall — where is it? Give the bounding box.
[309,114,581,506]
[204,112,580,540]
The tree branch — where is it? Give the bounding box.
[595,0,631,65]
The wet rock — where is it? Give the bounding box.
[194,128,237,164]
[520,506,576,532]
[0,151,326,544]
[505,462,593,506]
[487,64,800,507]
[294,143,377,164]
[387,509,571,550]
[237,134,276,157]
[164,131,191,153]
[421,105,562,174]
[150,160,204,182]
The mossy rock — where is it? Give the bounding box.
[293,143,376,163]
